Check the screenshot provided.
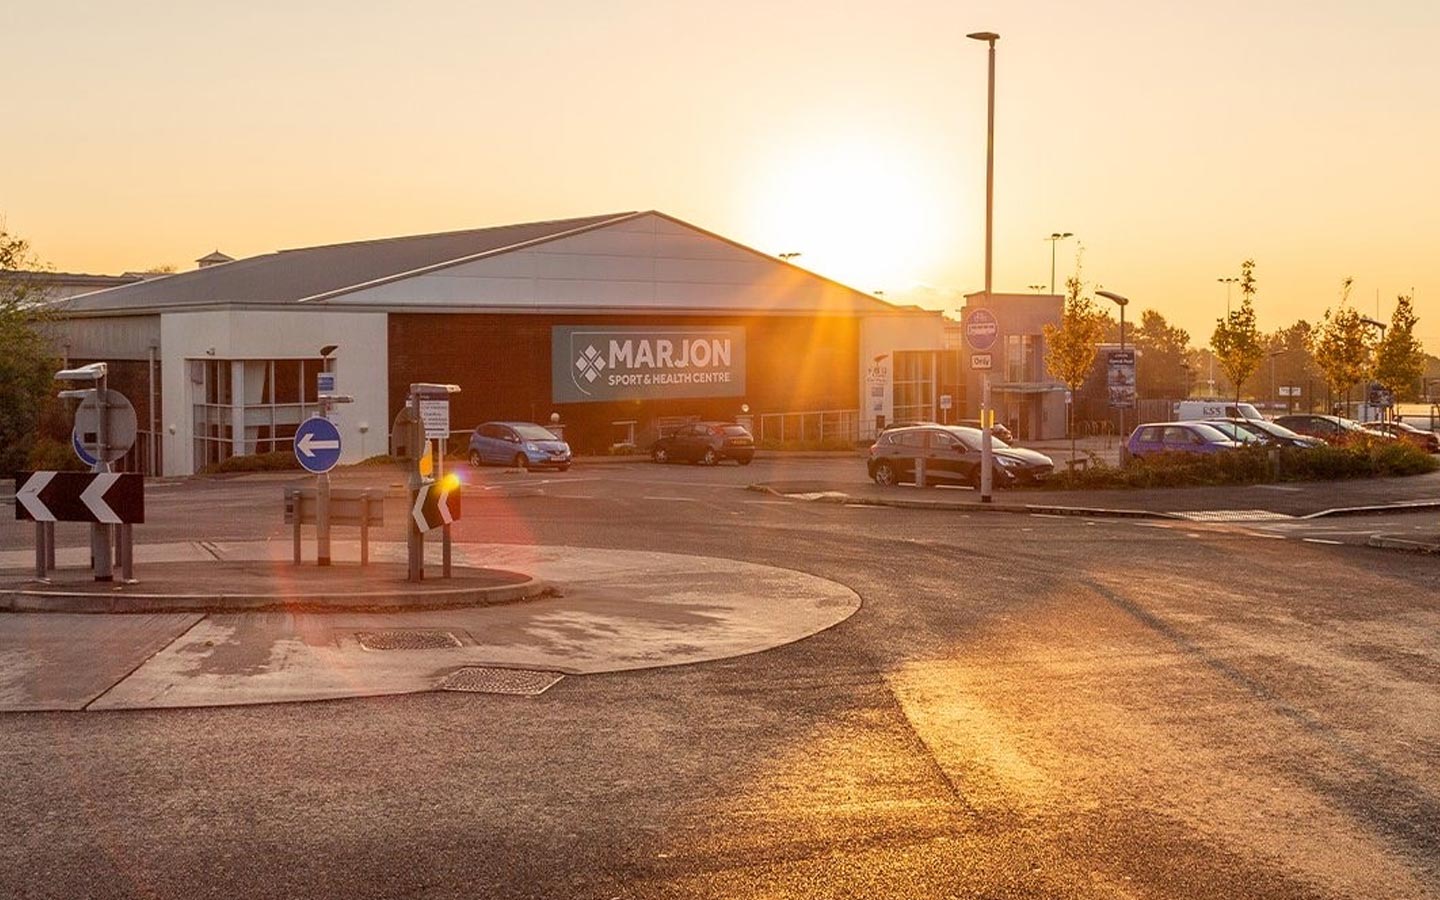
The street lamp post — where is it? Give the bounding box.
[1359,317,1388,419]
[1097,290,1130,443]
[1045,232,1073,295]
[1218,276,1238,316]
[1268,348,1285,414]
[968,29,999,503]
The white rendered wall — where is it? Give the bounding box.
[859,314,948,435]
[159,310,388,476]
[322,213,892,315]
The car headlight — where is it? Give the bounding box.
[995,456,1020,467]
[524,442,538,452]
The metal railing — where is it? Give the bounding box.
[754,409,862,444]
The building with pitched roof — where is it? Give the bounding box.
[54,211,949,475]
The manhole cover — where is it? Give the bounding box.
[356,630,462,651]
[439,667,564,695]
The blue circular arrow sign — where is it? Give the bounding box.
[294,417,343,474]
[72,429,99,468]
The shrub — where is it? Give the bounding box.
[25,437,89,472]
[198,451,303,475]
[1038,442,1437,491]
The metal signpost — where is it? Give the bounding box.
[404,383,461,583]
[980,377,993,503]
[290,363,352,567]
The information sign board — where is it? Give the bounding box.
[419,399,450,440]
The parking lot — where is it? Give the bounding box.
[3,455,1439,899]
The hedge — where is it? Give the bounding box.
[1038,441,1439,491]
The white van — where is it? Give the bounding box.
[1175,400,1265,422]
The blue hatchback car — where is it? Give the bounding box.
[1126,422,1243,459]
[468,421,571,471]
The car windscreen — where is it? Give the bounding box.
[1236,403,1263,421]
[1188,423,1232,442]
[1253,420,1305,440]
[512,424,559,441]
[1207,422,1256,441]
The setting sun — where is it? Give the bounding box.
[745,136,959,295]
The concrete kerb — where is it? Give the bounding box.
[1301,499,1440,519]
[1365,534,1440,554]
[0,568,550,615]
[744,483,1177,520]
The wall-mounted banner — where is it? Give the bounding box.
[552,326,747,403]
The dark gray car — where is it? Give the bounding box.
[866,425,1053,488]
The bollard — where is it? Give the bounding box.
[915,457,927,488]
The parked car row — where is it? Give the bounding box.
[1125,413,1435,460]
[464,419,762,470]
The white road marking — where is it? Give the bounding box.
[745,500,792,505]
[643,496,698,502]
[1303,538,1344,545]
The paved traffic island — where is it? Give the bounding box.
[0,541,861,711]
[0,560,541,613]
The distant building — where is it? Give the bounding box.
[51,211,949,475]
[0,270,145,303]
[959,292,1067,441]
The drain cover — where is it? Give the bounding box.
[356,630,462,651]
[439,667,564,696]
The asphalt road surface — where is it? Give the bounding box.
[3,457,1439,899]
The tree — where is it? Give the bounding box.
[1209,259,1266,403]
[1311,278,1375,414]
[0,224,63,473]
[1373,294,1425,402]
[1265,320,1320,411]
[1132,309,1191,399]
[1043,271,1108,462]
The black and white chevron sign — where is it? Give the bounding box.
[411,479,460,533]
[14,472,145,524]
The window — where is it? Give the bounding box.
[192,356,326,471]
[1005,334,1038,383]
[892,351,935,425]
[896,431,927,448]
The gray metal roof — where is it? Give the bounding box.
[62,212,638,313]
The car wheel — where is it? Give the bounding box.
[968,468,983,490]
[468,450,482,468]
[652,446,669,464]
[513,453,528,471]
[737,456,752,466]
[872,461,897,487]
[558,464,570,472]
[701,448,718,466]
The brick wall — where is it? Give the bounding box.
[388,313,860,453]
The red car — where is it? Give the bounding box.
[1364,421,1440,452]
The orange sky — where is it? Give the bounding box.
[6,1,1438,348]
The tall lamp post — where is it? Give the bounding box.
[1097,290,1130,442]
[1218,276,1239,316]
[1045,232,1073,295]
[967,29,999,503]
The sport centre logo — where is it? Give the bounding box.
[552,327,747,403]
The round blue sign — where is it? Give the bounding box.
[965,308,999,351]
[72,429,99,468]
[293,417,343,474]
